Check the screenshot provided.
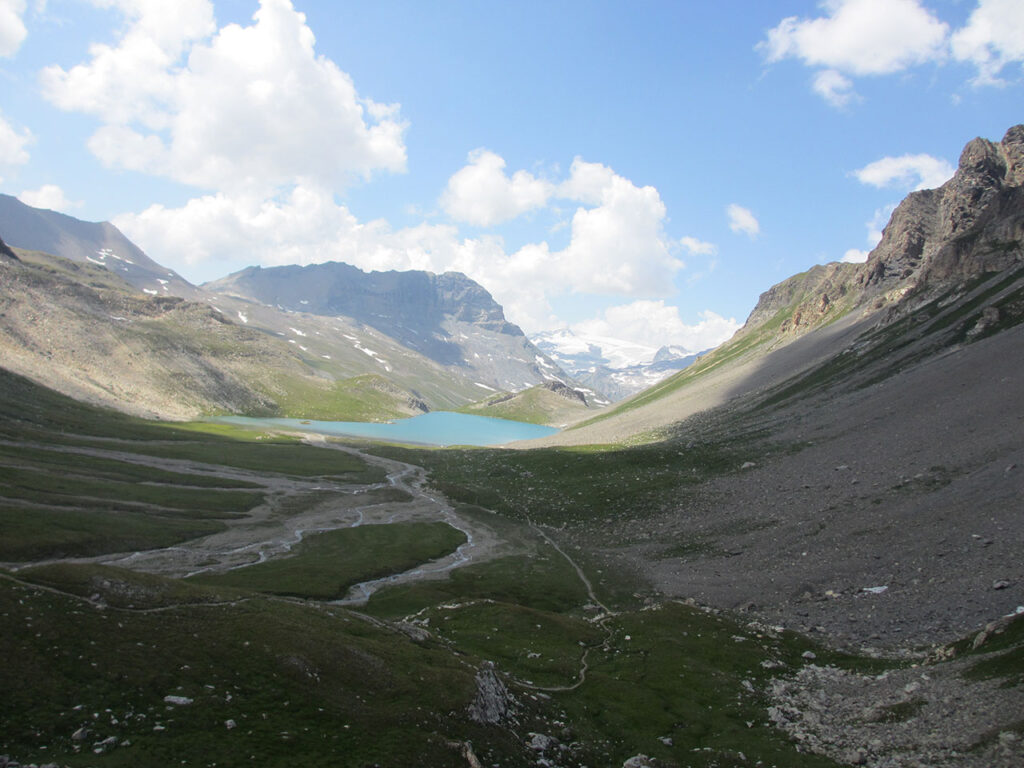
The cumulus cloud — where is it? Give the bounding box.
[812,69,857,107]
[60,4,693,336]
[0,0,28,57]
[762,0,1024,101]
[0,112,32,176]
[854,153,955,190]
[114,157,686,334]
[441,149,553,226]
[760,0,949,105]
[553,158,683,295]
[951,0,1024,85]
[40,0,407,194]
[18,184,81,212]
[841,248,870,263]
[760,0,948,76]
[727,204,760,238]
[680,236,717,256]
[572,301,740,353]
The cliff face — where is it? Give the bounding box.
[205,261,566,392]
[208,262,521,338]
[742,125,1024,340]
[864,125,1024,292]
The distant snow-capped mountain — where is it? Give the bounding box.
[530,328,702,401]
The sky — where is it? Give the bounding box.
[1,0,1022,353]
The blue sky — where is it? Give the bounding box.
[1,0,1021,352]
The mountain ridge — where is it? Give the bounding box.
[206,260,571,393]
[0,202,579,422]
[530,327,702,401]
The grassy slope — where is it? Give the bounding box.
[457,385,593,426]
[3,277,1023,767]
[3,249,482,422]
[190,522,466,600]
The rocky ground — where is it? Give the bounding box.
[630,323,1023,653]
[550,321,1024,767]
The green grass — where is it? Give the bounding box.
[0,570,512,768]
[457,386,590,426]
[0,465,263,514]
[370,438,743,531]
[190,522,466,600]
[266,373,418,422]
[0,507,228,561]
[0,368,383,482]
[950,612,1024,685]
[0,443,262,489]
[11,563,248,609]
[93,438,386,483]
[422,600,604,688]
[367,551,593,618]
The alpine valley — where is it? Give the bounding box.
[0,127,1022,768]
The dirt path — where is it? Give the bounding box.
[515,520,616,693]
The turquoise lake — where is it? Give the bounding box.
[217,411,559,447]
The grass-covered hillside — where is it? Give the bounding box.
[0,248,494,422]
[457,381,596,426]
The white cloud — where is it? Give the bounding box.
[572,301,740,353]
[114,158,687,335]
[0,112,32,173]
[727,204,760,238]
[0,0,27,57]
[951,0,1024,85]
[680,236,717,256]
[760,0,948,76]
[441,148,553,226]
[841,248,870,263]
[18,184,81,212]
[40,0,407,195]
[556,158,683,295]
[760,0,949,105]
[853,153,955,190]
[812,68,857,107]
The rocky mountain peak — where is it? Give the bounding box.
[742,125,1024,342]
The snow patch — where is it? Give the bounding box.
[474,382,497,391]
[237,312,248,323]
[143,288,158,295]
[289,327,307,337]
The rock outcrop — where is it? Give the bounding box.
[742,125,1024,339]
[467,662,514,725]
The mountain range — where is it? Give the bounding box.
[0,126,1021,767]
[530,328,703,401]
[0,193,590,422]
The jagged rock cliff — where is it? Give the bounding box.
[742,125,1024,338]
